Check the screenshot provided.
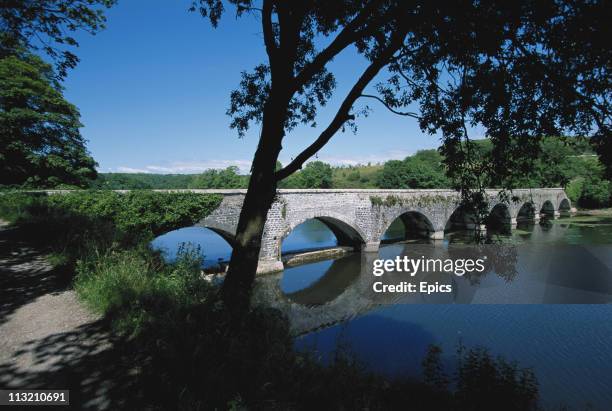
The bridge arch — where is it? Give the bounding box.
[558,198,571,214]
[540,200,556,218]
[380,209,436,242]
[445,204,479,231]
[486,203,512,229]
[204,227,237,248]
[516,201,537,222]
[196,220,237,247]
[276,211,367,259]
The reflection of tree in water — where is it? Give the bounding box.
[446,242,519,285]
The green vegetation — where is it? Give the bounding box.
[377,150,449,189]
[0,191,222,264]
[0,191,542,409]
[82,137,610,209]
[0,51,97,188]
[280,161,333,188]
[332,163,382,188]
[89,167,250,190]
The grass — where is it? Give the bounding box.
[75,244,211,336]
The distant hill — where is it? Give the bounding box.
[85,137,609,209]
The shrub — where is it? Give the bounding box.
[0,191,48,223]
[0,190,221,248]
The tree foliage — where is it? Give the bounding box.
[0,0,116,78]
[283,160,333,188]
[377,149,449,189]
[0,50,97,187]
[189,166,248,189]
[189,0,609,307]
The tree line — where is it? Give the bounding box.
[88,136,610,208]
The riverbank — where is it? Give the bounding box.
[577,207,612,216]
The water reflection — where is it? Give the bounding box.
[154,215,612,409]
[253,217,612,337]
[282,219,337,254]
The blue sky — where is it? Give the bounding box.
[63,0,451,174]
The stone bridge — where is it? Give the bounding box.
[197,188,572,274]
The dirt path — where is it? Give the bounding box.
[0,220,140,410]
[0,220,101,360]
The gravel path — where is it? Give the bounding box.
[0,220,102,365]
[0,220,140,410]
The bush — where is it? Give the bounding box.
[0,191,47,223]
[0,190,222,265]
[45,190,222,242]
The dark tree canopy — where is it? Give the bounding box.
[0,50,97,187]
[372,1,610,187]
[192,0,610,308]
[0,0,116,78]
[195,0,609,183]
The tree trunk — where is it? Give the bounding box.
[220,99,286,314]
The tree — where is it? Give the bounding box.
[189,166,247,189]
[296,161,333,188]
[376,151,448,189]
[403,150,449,189]
[194,0,416,311]
[376,159,410,188]
[576,158,611,209]
[0,51,96,187]
[193,1,609,312]
[529,137,582,188]
[374,0,609,218]
[422,344,448,391]
[1,0,116,78]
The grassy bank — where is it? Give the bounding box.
[0,191,543,410]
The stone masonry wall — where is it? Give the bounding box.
[196,188,570,274]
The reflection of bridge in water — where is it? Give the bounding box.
[252,222,612,336]
[199,188,572,274]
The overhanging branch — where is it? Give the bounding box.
[290,0,384,94]
[276,31,406,181]
[359,94,420,119]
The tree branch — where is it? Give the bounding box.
[359,94,420,118]
[290,0,384,94]
[276,32,406,181]
[262,0,277,61]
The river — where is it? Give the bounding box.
[151,213,612,410]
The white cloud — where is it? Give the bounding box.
[280,149,416,168]
[111,149,421,175]
[113,160,252,174]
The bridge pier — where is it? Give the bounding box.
[430,230,445,241]
[363,241,380,253]
[510,217,518,228]
[256,259,284,275]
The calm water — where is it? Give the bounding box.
[152,214,612,410]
